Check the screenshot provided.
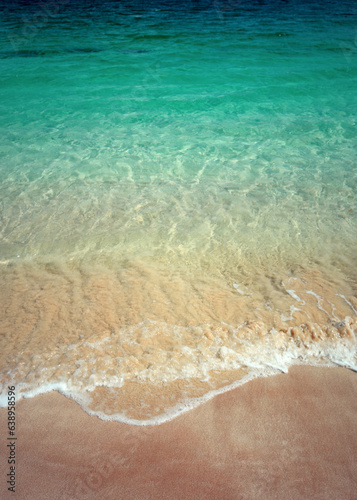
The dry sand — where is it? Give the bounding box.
[1,365,357,500]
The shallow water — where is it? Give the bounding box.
[0,0,356,423]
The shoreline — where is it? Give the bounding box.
[1,365,356,499]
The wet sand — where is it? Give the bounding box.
[1,365,357,500]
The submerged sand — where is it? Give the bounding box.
[1,258,356,422]
[0,366,356,499]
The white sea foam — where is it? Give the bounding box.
[1,317,356,425]
[337,294,357,315]
[233,283,245,294]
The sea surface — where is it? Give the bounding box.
[0,0,356,424]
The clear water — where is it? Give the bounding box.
[0,0,356,423]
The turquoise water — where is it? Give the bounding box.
[0,0,356,422]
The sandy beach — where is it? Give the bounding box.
[1,2,357,499]
[1,365,356,500]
